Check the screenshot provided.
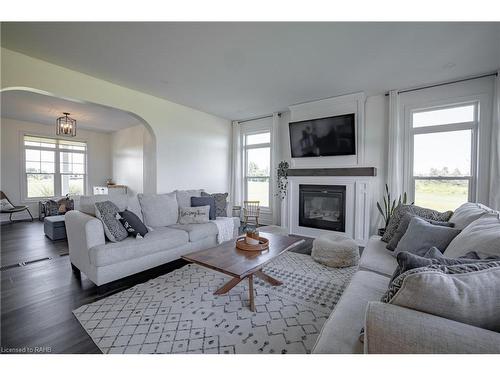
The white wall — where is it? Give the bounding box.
[111,125,144,196]
[0,117,112,221]
[277,94,388,235]
[1,48,232,195]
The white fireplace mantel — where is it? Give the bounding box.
[281,175,372,245]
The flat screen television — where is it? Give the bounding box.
[289,113,356,158]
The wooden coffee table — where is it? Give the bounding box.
[182,233,304,311]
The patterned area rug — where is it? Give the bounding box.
[73,252,356,354]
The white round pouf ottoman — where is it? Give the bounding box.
[311,233,359,268]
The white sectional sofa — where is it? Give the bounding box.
[66,191,239,286]
[313,203,500,354]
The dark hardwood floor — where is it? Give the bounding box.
[1,221,68,267]
[0,221,313,354]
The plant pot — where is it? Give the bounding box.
[377,228,386,236]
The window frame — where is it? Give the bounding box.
[242,129,272,209]
[21,133,88,201]
[404,101,479,206]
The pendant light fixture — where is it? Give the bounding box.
[56,112,77,137]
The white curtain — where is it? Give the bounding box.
[229,120,243,207]
[489,71,500,210]
[271,113,280,224]
[387,90,404,199]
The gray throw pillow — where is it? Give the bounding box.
[137,193,178,227]
[381,204,453,243]
[381,261,500,332]
[389,247,499,282]
[178,206,210,224]
[94,201,128,242]
[393,217,460,258]
[191,196,216,220]
[386,213,455,251]
[201,192,228,217]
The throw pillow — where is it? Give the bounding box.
[381,261,500,332]
[201,192,229,217]
[386,213,454,251]
[178,206,210,224]
[389,247,499,282]
[117,210,148,238]
[444,213,500,259]
[0,198,14,210]
[449,202,494,230]
[94,201,128,242]
[175,189,203,208]
[393,216,460,257]
[381,204,453,243]
[191,196,216,220]
[78,194,128,217]
[137,193,178,227]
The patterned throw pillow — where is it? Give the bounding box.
[201,192,228,217]
[381,204,453,243]
[381,261,500,332]
[0,198,14,210]
[117,210,148,238]
[178,206,210,224]
[94,201,128,242]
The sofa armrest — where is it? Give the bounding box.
[364,302,500,354]
[65,210,105,270]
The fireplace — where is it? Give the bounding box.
[298,184,346,232]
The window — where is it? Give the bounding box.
[23,135,87,199]
[409,103,477,211]
[244,131,271,207]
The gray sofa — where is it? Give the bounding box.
[66,190,239,286]
[313,204,500,354]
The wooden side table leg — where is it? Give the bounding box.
[248,274,255,312]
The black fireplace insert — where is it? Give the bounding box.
[298,184,346,232]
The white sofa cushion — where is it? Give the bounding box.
[175,189,203,208]
[169,222,218,242]
[382,262,500,332]
[127,195,144,222]
[138,193,178,227]
[444,213,500,258]
[359,236,398,277]
[312,270,390,353]
[449,202,494,230]
[88,227,188,266]
[364,302,500,354]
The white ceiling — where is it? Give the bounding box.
[1,90,140,132]
[2,22,500,120]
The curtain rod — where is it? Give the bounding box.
[385,72,498,96]
[237,113,281,124]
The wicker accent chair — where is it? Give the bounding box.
[243,200,260,227]
[0,191,34,223]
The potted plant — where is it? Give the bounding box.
[244,226,260,245]
[276,161,289,200]
[376,184,410,236]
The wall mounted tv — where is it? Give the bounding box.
[289,113,356,158]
